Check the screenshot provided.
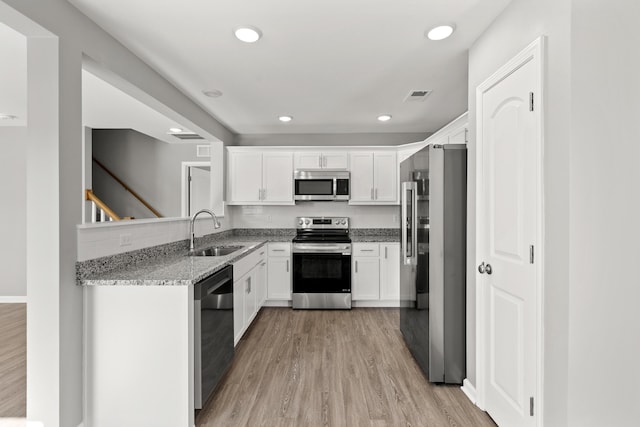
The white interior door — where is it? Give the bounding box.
[188,166,210,215]
[477,40,542,427]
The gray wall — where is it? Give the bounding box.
[0,126,27,297]
[92,129,201,219]
[468,0,572,424]
[233,132,430,146]
[568,1,640,425]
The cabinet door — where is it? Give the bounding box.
[380,243,401,301]
[267,257,291,300]
[294,152,323,169]
[373,151,398,203]
[228,151,262,203]
[243,271,257,326]
[352,257,380,300]
[233,278,245,345]
[256,258,267,308]
[349,152,374,202]
[322,152,348,169]
[262,152,294,203]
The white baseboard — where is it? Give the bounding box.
[262,300,291,307]
[0,296,27,303]
[461,378,477,405]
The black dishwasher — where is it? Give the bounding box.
[194,265,233,410]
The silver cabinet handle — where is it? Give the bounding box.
[286,260,289,272]
[361,249,374,252]
[485,264,493,275]
[319,156,322,167]
[323,156,327,167]
[355,260,358,273]
[478,262,486,274]
[385,246,388,259]
[272,249,285,252]
[262,188,266,200]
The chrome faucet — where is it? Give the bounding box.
[189,209,221,251]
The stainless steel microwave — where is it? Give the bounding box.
[294,170,350,201]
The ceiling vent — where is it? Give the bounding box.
[170,132,205,141]
[404,90,432,102]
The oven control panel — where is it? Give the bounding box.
[296,217,349,229]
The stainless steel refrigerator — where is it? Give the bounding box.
[399,144,466,384]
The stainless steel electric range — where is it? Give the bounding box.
[291,217,352,309]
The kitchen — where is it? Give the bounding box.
[1,0,639,427]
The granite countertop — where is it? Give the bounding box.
[79,238,267,286]
[78,228,398,287]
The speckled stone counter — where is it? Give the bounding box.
[350,228,400,242]
[77,229,295,286]
[77,227,399,286]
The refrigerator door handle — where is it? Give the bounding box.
[401,181,417,265]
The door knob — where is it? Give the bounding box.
[485,264,493,275]
[478,262,486,274]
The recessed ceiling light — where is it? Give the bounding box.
[0,114,17,120]
[278,115,293,123]
[202,89,223,98]
[426,25,455,41]
[234,26,262,43]
[169,127,183,133]
[377,115,392,122]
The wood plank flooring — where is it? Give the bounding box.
[197,308,495,427]
[0,303,26,418]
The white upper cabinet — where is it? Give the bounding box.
[227,149,294,205]
[349,150,398,205]
[294,151,348,170]
[262,152,294,203]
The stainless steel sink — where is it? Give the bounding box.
[190,245,243,257]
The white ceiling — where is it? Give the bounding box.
[0,22,27,127]
[82,69,201,144]
[67,0,512,135]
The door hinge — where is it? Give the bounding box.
[529,92,535,112]
[530,397,534,416]
[529,245,534,264]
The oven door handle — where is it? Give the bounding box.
[292,244,352,254]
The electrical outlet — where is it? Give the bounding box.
[119,233,132,246]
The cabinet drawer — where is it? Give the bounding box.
[233,247,266,279]
[268,242,291,257]
[353,243,379,257]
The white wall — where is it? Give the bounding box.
[568,1,640,425]
[77,217,233,262]
[234,132,430,147]
[92,129,202,219]
[0,127,27,299]
[468,0,571,424]
[230,203,398,229]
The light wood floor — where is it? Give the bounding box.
[0,303,26,418]
[197,308,495,427]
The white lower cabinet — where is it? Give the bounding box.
[352,243,380,300]
[233,247,267,345]
[267,242,292,301]
[380,243,401,300]
[352,242,400,306]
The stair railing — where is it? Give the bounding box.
[92,157,163,218]
[85,189,124,222]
